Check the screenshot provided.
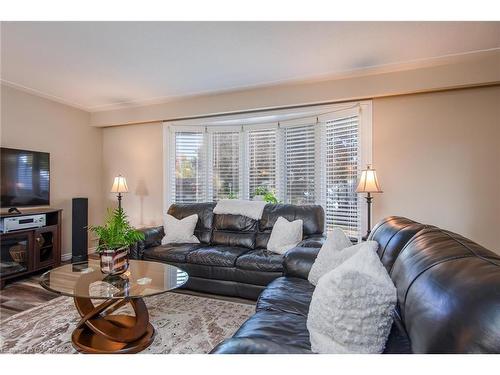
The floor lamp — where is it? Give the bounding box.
[111,175,129,211]
[356,165,383,240]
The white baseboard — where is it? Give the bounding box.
[61,253,72,262]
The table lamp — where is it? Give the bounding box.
[110,175,129,211]
[356,165,383,240]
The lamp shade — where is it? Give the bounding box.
[110,175,129,193]
[356,166,382,193]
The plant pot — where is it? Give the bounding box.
[100,246,129,275]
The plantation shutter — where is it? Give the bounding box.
[173,132,207,203]
[247,128,277,199]
[211,131,241,200]
[324,114,360,237]
[283,124,316,205]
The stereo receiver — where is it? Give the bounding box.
[0,214,46,233]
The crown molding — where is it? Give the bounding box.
[2,48,499,115]
[88,48,500,112]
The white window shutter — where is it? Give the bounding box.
[247,128,277,199]
[211,131,241,200]
[283,124,316,205]
[173,131,207,203]
[324,114,361,238]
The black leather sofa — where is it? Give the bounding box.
[132,203,326,300]
[211,216,500,354]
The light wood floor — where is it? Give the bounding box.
[0,268,255,324]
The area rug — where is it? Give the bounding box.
[0,292,255,354]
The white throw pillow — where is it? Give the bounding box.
[213,199,267,220]
[306,242,397,353]
[266,216,303,255]
[161,214,200,244]
[308,227,353,286]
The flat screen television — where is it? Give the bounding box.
[1,147,50,208]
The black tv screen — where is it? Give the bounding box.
[1,148,50,207]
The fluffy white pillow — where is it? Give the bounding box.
[308,227,353,286]
[306,242,397,353]
[267,216,303,255]
[161,214,200,244]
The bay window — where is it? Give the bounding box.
[164,101,372,240]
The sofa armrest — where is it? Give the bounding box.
[297,234,326,248]
[283,246,320,280]
[130,226,165,259]
[210,337,311,354]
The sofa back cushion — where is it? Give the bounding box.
[167,202,324,249]
[370,216,500,353]
[368,216,427,272]
[392,227,500,353]
[256,204,324,249]
[167,203,215,244]
[211,214,258,249]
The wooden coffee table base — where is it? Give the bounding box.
[72,296,155,354]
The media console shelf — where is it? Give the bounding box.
[0,208,62,289]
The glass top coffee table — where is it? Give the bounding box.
[40,259,188,354]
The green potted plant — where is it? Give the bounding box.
[253,186,279,204]
[90,208,145,275]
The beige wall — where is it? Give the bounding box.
[373,86,500,251]
[102,122,163,228]
[101,86,500,253]
[1,85,103,258]
[91,50,500,127]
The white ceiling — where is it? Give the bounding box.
[1,21,499,112]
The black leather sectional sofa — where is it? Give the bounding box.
[134,204,500,353]
[212,216,500,353]
[132,203,325,300]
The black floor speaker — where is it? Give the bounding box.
[72,197,88,262]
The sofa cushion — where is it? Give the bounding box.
[211,337,312,354]
[368,216,427,272]
[168,203,215,244]
[211,214,258,249]
[306,243,397,353]
[267,217,303,254]
[186,245,250,267]
[390,226,500,353]
[256,277,314,317]
[307,229,359,286]
[256,204,324,249]
[233,310,311,350]
[142,243,202,263]
[283,246,321,279]
[161,214,200,244]
[296,234,326,248]
[235,249,284,273]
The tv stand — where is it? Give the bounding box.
[0,208,62,289]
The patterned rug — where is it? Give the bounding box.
[0,292,255,354]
